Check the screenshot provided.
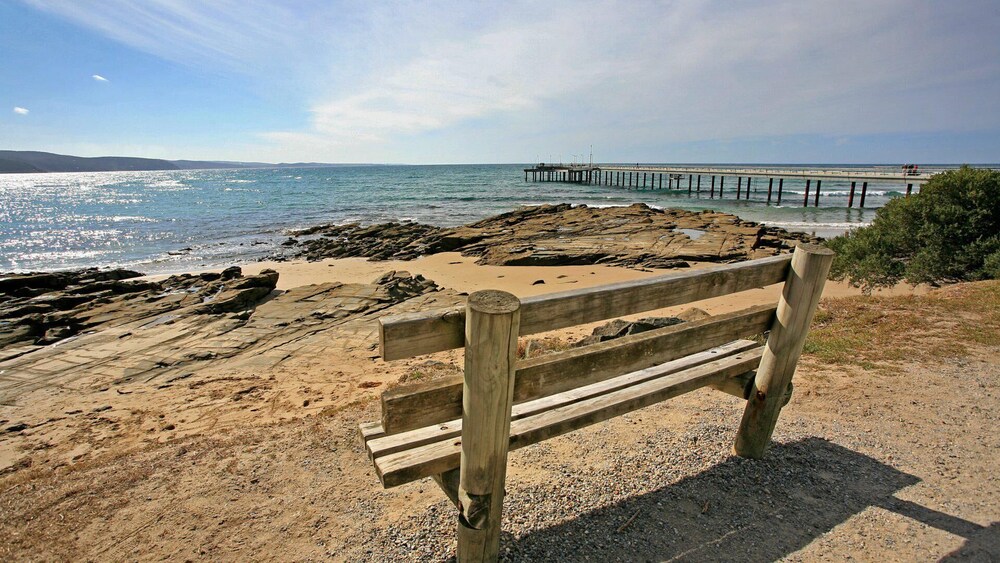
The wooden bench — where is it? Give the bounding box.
[360,244,834,561]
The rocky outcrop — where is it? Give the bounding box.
[279,203,820,268]
[0,267,279,349]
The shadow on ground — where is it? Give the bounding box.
[500,438,997,562]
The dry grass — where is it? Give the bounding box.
[803,280,1000,373]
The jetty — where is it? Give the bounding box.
[523,163,934,208]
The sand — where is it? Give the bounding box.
[5,254,994,561]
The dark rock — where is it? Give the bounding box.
[41,326,75,343]
[5,422,28,433]
[576,316,686,346]
[230,269,279,290]
[273,204,820,268]
[221,266,242,280]
[372,271,440,303]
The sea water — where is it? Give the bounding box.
[0,163,962,273]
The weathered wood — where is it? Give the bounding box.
[359,420,385,441]
[734,243,834,458]
[381,305,776,433]
[379,254,791,361]
[433,468,461,508]
[709,372,793,406]
[456,290,520,562]
[709,370,754,399]
[848,181,856,208]
[374,350,763,487]
[366,341,761,460]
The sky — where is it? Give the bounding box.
[1,0,999,164]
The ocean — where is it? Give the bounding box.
[0,163,959,274]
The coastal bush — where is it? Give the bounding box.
[827,166,1000,291]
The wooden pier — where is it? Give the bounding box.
[523,163,932,208]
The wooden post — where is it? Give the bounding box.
[659,173,663,189]
[848,181,856,208]
[457,290,521,562]
[734,244,834,459]
[688,174,693,193]
[720,176,725,197]
[629,172,633,188]
[814,180,822,207]
[737,177,743,199]
[860,182,868,208]
[697,174,701,193]
[643,172,647,188]
[767,178,774,204]
[777,178,784,205]
[803,179,811,207]
[906,183,913,196]
[711,175,716,198]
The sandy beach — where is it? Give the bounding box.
[1,205,996,561]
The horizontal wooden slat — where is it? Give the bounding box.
[358,421,385,442]
[380,253,791,361]
[374,349,763,487]
[380,304,775,433]
[365,341,761,460]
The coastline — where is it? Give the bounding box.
[7,203,997,561]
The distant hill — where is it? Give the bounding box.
[0,151,178,173]
[0,150,365,174]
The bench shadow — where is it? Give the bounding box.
[501,437,998,562]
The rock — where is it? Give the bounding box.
[576,316,686,346]
[41,326,75,343]
[5,422,28,433]
[275,204,820,269]
[220,266,242,280]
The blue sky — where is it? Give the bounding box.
[2,0,999,164]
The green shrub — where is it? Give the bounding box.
[827,166,1000,291]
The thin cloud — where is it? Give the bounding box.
[13,107,29,115]
[92,74,108,82]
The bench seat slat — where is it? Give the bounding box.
[380,304,776,434]
[364,340,759,460]
[380,254,791,361]
[374,347,764,487]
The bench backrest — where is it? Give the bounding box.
[376,252,795,436]
[368,244,833,562]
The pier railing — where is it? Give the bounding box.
[523,163,930,208]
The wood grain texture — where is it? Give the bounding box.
[366,341,761,460]
[456,290,520,562]
[374,349,763,487]
[734,243,834,458]
[380,305,775,434]
[379,254,791,360]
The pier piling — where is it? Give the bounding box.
[777,178,784,205]
[860,182,868,208]
[804,180,811,207]
[767,178,774,204]
[848,181,856,208]
[814,180,822,207]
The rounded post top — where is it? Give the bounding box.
[793,242,835,256]
[467,290,520,315]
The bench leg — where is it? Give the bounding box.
[457,290,521,562]
[734,243,834,458]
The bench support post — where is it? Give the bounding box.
[457,290,521,562]
[734,243,833,458]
